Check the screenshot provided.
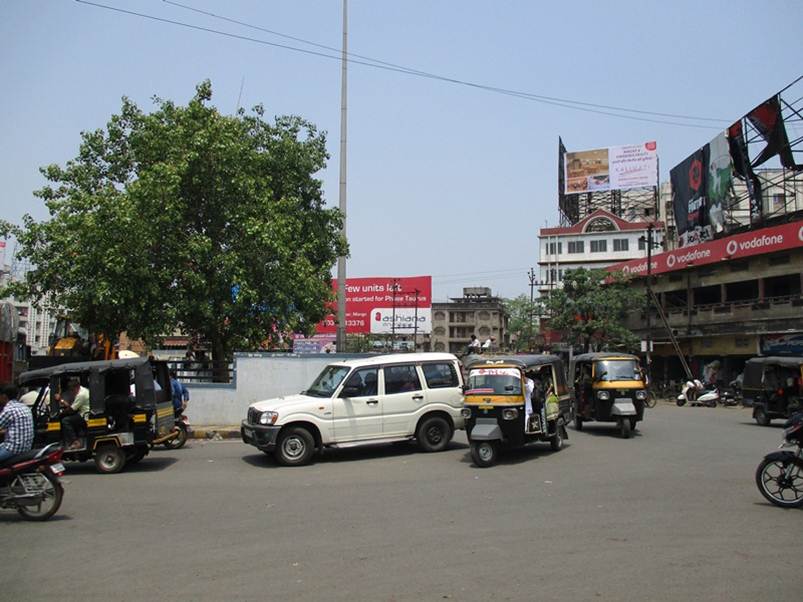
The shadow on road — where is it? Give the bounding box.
[459,442,570,467]
[241,440,469,468]
[570,425,643,439]
[60,456,179,475]
[0,512,74,523]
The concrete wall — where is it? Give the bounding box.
[185,352,371,426]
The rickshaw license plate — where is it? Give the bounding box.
[51,463,66,474]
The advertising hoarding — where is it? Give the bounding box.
[608,219,803,278]
[564,141,658,194]
[316,276,432,335]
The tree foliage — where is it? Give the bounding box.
[503,294,539,352]
[538,268,640,352]
[1,81,347,365]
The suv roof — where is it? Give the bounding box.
[327,352,458,369]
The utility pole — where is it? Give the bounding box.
[335,0,348,353]
[527,268,537,352]
[413,288,420,352]
[391,278,398,349]
[645,223,654,386]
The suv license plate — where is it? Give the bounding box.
[243,428,254,439]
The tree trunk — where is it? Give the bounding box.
[211,338,230,383]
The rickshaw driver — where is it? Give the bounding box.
[57,379,90,450]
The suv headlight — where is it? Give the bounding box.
[259,411,278,425]
[635,390,647,400]
[597,390,610,401]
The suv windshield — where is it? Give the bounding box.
[305,365,351,398]
[594,360,641,382]
[467,367,522,396]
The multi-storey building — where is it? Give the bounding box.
[538,209,664,294]
[428,287,509,354]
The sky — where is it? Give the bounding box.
[1,0,801,301]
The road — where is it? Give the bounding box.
[4,404,802,601]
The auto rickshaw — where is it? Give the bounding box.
[462,355,572,467]
[742,356,803,426]
[18,357,178,473]
[570,352,646,438]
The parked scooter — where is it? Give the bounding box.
[754,412,803,508]
[163,413,189,450]
[0,442,65,521]
[677,380,719,407]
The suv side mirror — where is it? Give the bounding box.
[461,384,470,393]
[341,385,360,398]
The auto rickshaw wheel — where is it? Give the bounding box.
[574,416,583,431]
[618,417,632,439]
[550,424,563,451]
[754,406,771,427]
[629,417,638,431]
[126,446,147,464]
[94,445,127,474]
[470,440,498,468]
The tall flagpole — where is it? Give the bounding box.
[336,0,348,352]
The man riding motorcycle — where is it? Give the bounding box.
[0,383,34,462]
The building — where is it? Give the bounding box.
[610,218,803,386]
[428,287,509,354]
[538,209,664,294]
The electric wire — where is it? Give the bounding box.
[76,1,724,130]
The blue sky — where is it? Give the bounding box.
[1,0,801,300]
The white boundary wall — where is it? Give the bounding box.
[185,352,371,426]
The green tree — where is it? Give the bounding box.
[1,81,347,378]
[539,268,639,352]
[503,294,539,352]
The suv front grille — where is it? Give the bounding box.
[247,408,261,425]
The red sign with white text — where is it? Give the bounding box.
[317,276,432,334]
[608,220,803,278]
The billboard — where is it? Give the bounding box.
[608,219,803,278]
[316,276,432,335]
[564,141,658,194]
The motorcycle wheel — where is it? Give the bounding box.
[755,457,803,508]
[15,470,64,521]
[676,397,686,407]
[644,393,657,409]
[164,424,188,450]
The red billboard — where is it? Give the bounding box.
[608,220,803,278]
[316,276,432,335]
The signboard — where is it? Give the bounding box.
[292,334,335,354]
[316,276,432,335]
[564,142,658,194]
[609,220,803,278]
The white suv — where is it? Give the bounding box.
[241,353,465,466]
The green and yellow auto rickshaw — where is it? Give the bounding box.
[18,357,178,473]
[462,355,572,467]
[569,352,646,438]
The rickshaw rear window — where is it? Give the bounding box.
[467,367,521,395]
[594,360,641,382]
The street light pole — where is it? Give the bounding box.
[527,267,536,352]
[335,0,348,352]
[645,223,654,386]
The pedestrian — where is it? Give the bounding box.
[170,369,190,418]
[0,383,34,462]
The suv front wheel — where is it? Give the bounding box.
[416,415,453,452]
[276,426,315,466]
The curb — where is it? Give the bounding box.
[189,427,242,440]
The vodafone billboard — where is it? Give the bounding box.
[316,276,432,335]
[609,220,803,278]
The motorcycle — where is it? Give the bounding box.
[754,412,803,508]
[0,443,65,521]
[163,412,189,450]
[677,380,719,407]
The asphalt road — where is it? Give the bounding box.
[4,404,802,601]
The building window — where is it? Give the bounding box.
[590,239,607,253]
[567,240,584,254]
[613,239,629,252]
[547,242,562,255]
[638,237,646,250]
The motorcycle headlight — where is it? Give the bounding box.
[597,390,610,401]
[502,408,519,421]
[461,408,471,419]
[635,390,647,400]
[259,411,278,425]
